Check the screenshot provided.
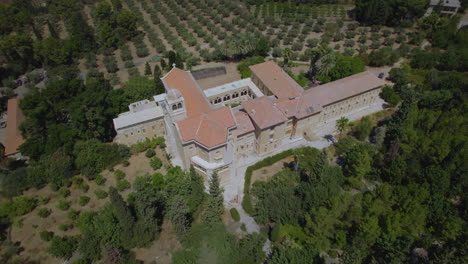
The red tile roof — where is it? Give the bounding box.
[177,106,236,148]
[234,111,254,137]
[161,67,212,117]
[242,96,288,130]
[250,60,304,99]
[304,71,385,107]
[5,98,25,156]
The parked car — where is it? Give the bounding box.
[378,72,385,79]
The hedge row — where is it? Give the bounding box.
[242,149,294,215]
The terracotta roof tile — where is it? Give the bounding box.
[250,60,304,99]
[304,71,385,107]
[234,111,254,136]
[177,107,236,148]
[5,98,25,156]
[242,96,288,130]
[162,67,212,117]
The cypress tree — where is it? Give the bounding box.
[153,64,165,95]
[109,187,135,248]
[144,62,152,75]
[202,172,224,225]
[160,58,167,71]
[47,19,59,39]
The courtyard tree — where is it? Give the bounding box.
[336,117,350,137]
[202,172,224,225]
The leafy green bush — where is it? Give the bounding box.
[0,197,37,220]
[58,188,70,198]
[116,180,131,191]
[37,208,51,218]
[47,236,78,259]
[150,157,163,170]
[329,250,339,259]
[78,196,90,206]
[271,223,282,242]
[58,222,73,231]
[57,200,70,211]
[145,149,156,158]
[237,56,265,78]
[230,208,240,222]
[94,174,106,185]
[242,194,254,216]
[67,209,79,220]
[39,230,54,241]
[94,189,108,199]
[114,169,125,180]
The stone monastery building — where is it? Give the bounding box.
[113,61,385,181]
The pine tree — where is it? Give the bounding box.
[167,195,190,236]
[109,187,135,248]
[186,166,205,213]
[312,150,328,180]
[202,172,224,225]
[144,62,152,75]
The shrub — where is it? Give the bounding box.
[94,174,106,185]
[124,60,135,68]
[145,149,156,158]
[40,197,50,205]
[67,209,79,220]
[94,189,108,200]
[329,250,339,259]
[240,223,247,232]
[271,223,282,242]
[37,208,51,218]
[78,196,90,206]
[39,231,54,242]
[237,56,265,78]
[242,194,254,216]
[122,160,130,167]
[0,197,37,220]
[58,223,73,231]
[58,188,70,198]
[47,236,78,259]
[57,200,70,211]
[230,208,240,222]
[114,169,126,180]
[78,183,89,193]
[353,116,373,141]
[116,180,131,191]
[150,157,163,170]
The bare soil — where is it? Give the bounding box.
[10,147,168,263]
[250,156,294,186]
[133,221,182,264]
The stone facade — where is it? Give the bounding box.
[113,62,385,184]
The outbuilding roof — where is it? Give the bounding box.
[5,98,25,156]
[249,60,304,99]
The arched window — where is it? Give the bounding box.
[223,95,230,101]
[241,90,247,96]
[214,97,221,104]
[172,104,177,111]
[178,102,182,109]
[232,92,239,98]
